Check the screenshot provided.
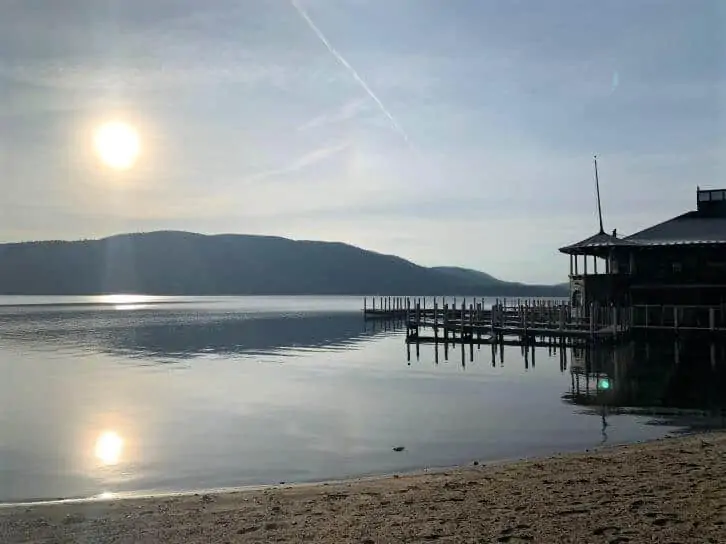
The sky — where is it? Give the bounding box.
[0,0,724,283]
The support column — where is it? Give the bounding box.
[570,254,573,276]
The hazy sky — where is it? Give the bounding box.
[1,0,724,283]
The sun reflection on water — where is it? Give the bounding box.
[100,294,150,306]
[95,431,124,466]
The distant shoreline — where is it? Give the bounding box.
[0,293,567,310]
[2,432,724,542]
[0,231,568,298]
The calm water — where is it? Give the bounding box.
[0,295,723,503]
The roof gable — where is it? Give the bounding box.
[559,231,636,255]
[624,210,726,246]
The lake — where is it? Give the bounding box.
[0,295,723,503]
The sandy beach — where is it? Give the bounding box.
[1,432,724,543]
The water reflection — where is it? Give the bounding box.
[2,298,716,504]
[406,336,726,430]
[563,340,726,425]
[94,431,124,466]
[0,307,387,362]
[100,294,153,306]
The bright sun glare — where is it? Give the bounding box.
[93,121,141,170]
[95,431,124,466]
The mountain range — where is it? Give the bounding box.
[0,231,567,296]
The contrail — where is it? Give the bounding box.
[290,0,412,147]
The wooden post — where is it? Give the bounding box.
[629,305,634,331]
[364,297,367,313]
[443,303,449,344]
[434,299,439,343]
[644,304,648,329]
[469,304,474,341]
[460,302,465,340]
[674,306,679,330]
[710,307,716,331]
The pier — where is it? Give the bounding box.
[362,297,726,348]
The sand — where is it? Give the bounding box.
[1,433,725,543]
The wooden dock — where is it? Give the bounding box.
[362,297,726,348]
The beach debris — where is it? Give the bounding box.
[392,446,405,452]
[200,494,214,504]
[62,513,86,525]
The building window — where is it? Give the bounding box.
[699,191,711,202]
[673,262,682,273]
[713,191,725,201]
[571,290,582,308]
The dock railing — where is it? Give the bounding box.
[362,297,726,345]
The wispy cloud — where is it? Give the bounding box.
[297,97,369,131]
[290,0,414,148]
[243,141,351,184]
[0,56,295,93]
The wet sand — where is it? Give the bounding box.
[1,432,725,543]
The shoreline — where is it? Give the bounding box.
[2,432,724,543]
[0,430,690,509]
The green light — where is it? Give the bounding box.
[598,378,611,390]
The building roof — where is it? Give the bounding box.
[560,187,726,255]
[559,231,637,256]
[623,210,726,247]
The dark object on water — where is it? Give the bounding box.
[392,446,405,452]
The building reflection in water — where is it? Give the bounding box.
[404,331,726,435]
[563,339,726,436]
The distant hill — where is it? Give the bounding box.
[0,231,568,296]
[431,266,511,285]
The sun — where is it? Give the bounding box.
[93,121,141,170]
